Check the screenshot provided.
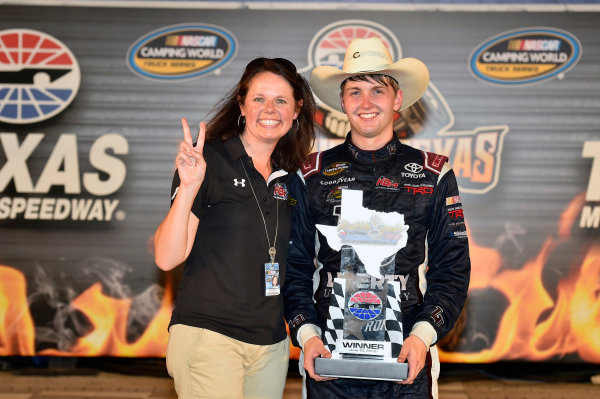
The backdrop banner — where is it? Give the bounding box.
[0,4,599,363]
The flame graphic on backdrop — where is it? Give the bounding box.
[39,281,172,357]
[439,193,600,362]
[0,264,302,359]
[0,194,597,360]
[0,265,35,355]
[0,267,172,357]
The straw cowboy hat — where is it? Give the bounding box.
[310,37,430,112]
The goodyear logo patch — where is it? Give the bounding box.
[469,27,581,86]
[127,24,237,81]
[0,29,81,125]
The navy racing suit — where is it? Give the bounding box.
[283,134,471,399]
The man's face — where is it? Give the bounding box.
[340,77,403,141]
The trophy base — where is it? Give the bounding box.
[315,357,408,381]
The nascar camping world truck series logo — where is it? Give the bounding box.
[127,23,237,81]
[469,27,581,86]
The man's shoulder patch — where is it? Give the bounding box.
[300,152,323,178]
[423,151,448,174]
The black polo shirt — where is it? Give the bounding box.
[168,135,291,345]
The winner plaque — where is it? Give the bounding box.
[314,189,409,381]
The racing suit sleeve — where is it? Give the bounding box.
[283,171,322,348]
[412,164,471,344]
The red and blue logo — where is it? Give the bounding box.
[348,291,382,321]
[273,182,288,200]
[0,29,80,124]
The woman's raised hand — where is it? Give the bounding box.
[175,118,207,191]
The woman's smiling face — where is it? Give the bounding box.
[239,71,301,145]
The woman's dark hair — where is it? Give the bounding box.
[205,57,316,172]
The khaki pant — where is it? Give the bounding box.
[166,324,290,399]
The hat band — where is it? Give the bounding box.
[344,62,393,74]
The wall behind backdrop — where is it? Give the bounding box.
[1,1,599,363]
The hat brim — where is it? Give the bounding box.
[310,57,429,112]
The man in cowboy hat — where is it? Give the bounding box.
[283,37,470,398]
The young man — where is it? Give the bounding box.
[283,37,471,398]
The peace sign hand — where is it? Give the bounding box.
[175,118,207,192]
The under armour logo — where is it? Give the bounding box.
[233,178,246,187]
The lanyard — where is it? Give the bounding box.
[240,159,278,264]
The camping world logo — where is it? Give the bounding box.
[469,27,582,86]
[0,29,80,124]
[127,24,237,81]
[348,291,382,321]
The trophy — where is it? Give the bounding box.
[314,189,409,381]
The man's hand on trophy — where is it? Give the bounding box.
[396,335,427,385]
[303,336,335,381]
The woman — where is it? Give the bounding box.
[154,58,316,399]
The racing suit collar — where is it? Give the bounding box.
[344,132,401,163]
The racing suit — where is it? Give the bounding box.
[283,134,471,399]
